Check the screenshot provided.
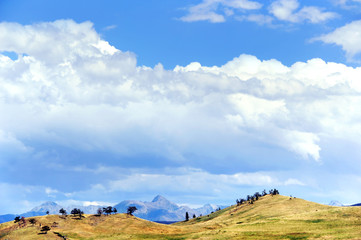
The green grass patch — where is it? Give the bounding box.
[304,219,324,223]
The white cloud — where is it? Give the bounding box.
[335,0,361,6]
[103,25,117,31]
[269,0,337,23]
[180,0,262,23]
[313,20,361,61]
[0,182,58,213]
[181,0,336,24]
[45,187,59,196]
[100,168,304,195]
[1,20,361,173]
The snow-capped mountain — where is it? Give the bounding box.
[0,195,226,223]
[113,195,224,221]
[0,202,105,223]
[30,201,62,214]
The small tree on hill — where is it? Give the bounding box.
[29,218,36,225]
[104,206,114,215]
[97,208,103,216]
[20,217,26,225]
[14,216,21,223]
[193,214,196,219]
[79,210,84,219]
[185,212,189,221]
[59,208,67,216]
[269,189,280,196]
[71,208,79,216]
[40,225,50,234]
[127,206,137,216]
[71,208,83,219]
[262,189,267,196]
[46,211,49,215]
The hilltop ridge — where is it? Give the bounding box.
[1,194,361,239]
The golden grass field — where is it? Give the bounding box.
[1,195,361,239]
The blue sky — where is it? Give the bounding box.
[1,0,361,214]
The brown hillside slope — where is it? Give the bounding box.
[0,213,193,240]
[1,195,361,239]
[176,194,361,239]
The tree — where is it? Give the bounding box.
[71,208,79,216]
[103,206,113,215]
[113,208,117,214]
[253,192,261,201]
[29,218,36,225]
[40,225,51,234]
[185,212,189,221]
[127,206,137,216]
[59,208,67,216]
[46,211,49,215]
[269,188,280,196]
[14,216,21,223]
[193,214,196,219]
[71,208,83,219]
[262,189,267,196]
[97,208,103,216]
[79,210,84,219]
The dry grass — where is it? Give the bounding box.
[1,195,361,239]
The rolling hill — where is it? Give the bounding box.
[1,194,361,239]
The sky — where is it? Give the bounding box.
[1,0,361,214]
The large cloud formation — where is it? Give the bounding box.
[1,20,361,212]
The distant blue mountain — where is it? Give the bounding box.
[0,214,16,224]
[114,195,225,222]
[0,195,227,223]
[328,200,344,207]
[0,201,104,224]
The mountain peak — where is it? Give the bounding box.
[152,195,168,203]
[41,201,59,206]
[30,201,62,214]
[150,195,179,211]
[328,200,344,207]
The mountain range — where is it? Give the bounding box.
[0,195,224,223]
[114,195,224,222]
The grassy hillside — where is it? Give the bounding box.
[176,194,361,239]
[1,195,361,239]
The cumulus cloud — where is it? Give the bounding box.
[1,19,361,212]
[268,0,337,23]
[180,0,262,23]
[1,20,361,166]
[313,20,361,61]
